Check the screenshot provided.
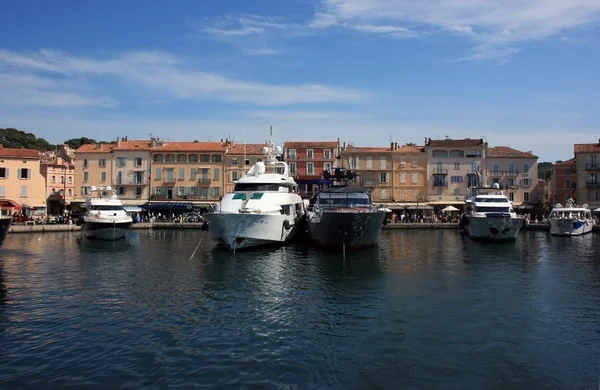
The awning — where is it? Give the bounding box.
[0,199,22,210]
[141,201,193,211]
[428,201,464,205]
[406,204,434,210]
[124,206,143,213]
[122,200,147,206]
[296,179,330,185]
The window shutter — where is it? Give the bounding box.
[17,168,21,179]
[5,168,8,178]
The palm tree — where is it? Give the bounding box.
[403,142,417,147]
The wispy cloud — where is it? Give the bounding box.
[0,49,368,107]
[199,1,600,63]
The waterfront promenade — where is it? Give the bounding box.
[7,221,598,234]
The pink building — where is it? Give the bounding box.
[41,157,75,214]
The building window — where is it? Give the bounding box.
[288,149,296,159]
[212,155,222,163]
[68,176,72,184]
[509,192,514,201]
[289,162,296,174]
[412,157,418,167]
[68,189,72,196]
[83,159,88,167]
[154,187,162,195]
[178,186,185,196]
[177,154,187,163]
[188,155,198,163]
[324,163,331,172]
[134,157,143,166]
[18,168,30,180]
[83,172,89,182]
[60,176,64,184]
[411,173,418,184]
[116,157,126,167]
[118,187,126,195]
[380,189,387,200]
[116,172,123,184]
[399,190,405,200]
[166,154,176,162]
[379,172,388,183]
[135,187,142,196]
[231,158,238,166]
[523,164,530,174]
[508,164,515,174]
[101,172,107,182]
[0,168,6,179]
[154,154,164,163]
[522,178,531,187]
[399,172,406,183]
[454,162,460,170]
[492,164,499,175]
[365,172,373,185]
[307,162,314,175]
[524,192,529,202]
[366,156,373,169]
[178,168,185,180]
[412,190,419,200]
[51,175,56,183]
[565,178,571,189]
[99,159,107,168]
[155,168,162,180]
[324,149,331,159]
[350,157,358,170]
[306,149,314,159]
[380,157,387,170]
[213,168,220,180]
[232,172,238,181]
[20,186,27,197]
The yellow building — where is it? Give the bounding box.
[149,139,229,205]
[224,142,266,193]
[74,143,116,201]
[0,145,46,215]
[485,146,539,211]
[574,140,600,208]
[424,137,487,207]
[339,142,428,210]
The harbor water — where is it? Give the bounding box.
[0,230,598,389]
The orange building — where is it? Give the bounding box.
[224,142,266,193]
[283,140,340,195]
[551,159,576,205]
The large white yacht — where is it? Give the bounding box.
[459,183,525,241]
[76,186,133,240]
[203,130,306,251]
[548,198,594,236]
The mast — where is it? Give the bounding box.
[243,124,247,167]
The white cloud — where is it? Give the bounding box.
[313,0,600,61]
[0,49,368,106]
[243,47,280,56]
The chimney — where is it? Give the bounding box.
[96,143,102,150]
[390,142,394,151]
[343,142,346,150]
[151,138,157,147]
[116,137,121,146]
[395,142,398,150]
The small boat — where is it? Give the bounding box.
[547,198,594,236]
[459,183,525,241]
[76,186,133,240]
[0,215,12,247]
[306,168,386,249]
[202,129,306,251]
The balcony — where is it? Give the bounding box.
[490,171,502,177]
[586,181,600,188]
[433,168,448,175]
[163,178,176,185]
[505,171,519,177]
[197,176,211,186]
[586,163,600,170]
[433,181,448,187]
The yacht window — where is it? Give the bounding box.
[234,183,292,192]
[90,205,125,211]
[281,205,291,215]
[475,206,510,213]
[318,192,370,207]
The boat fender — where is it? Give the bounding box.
[201,221,209,231]
[283,219,291,230]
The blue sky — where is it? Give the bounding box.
[0,0,599,162]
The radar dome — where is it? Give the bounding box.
[106,186,112,191]
[275,145,282,154]
[492,183,500,189]
[261,146,269,155]
[253,161,266,175]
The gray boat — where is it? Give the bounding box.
[306,168,386,249]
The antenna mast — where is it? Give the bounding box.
[243,124,247,166]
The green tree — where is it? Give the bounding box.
[0,128,55,151]
[63,137,98,150]
[403,142,417,146]
[537,162,553,180]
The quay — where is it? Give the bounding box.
[7,222,600,234]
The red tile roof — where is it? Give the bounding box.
[0,145,41,159]
[554,158,575,166]
[343,145,391,153]
[487,146,538,159]
[284,141,338,148]
[114,140,153,151]
[75,143,116,153]
[150,142,228,152]
[574,142,600,154]
[227,143,267,155]
[426,138,485,147]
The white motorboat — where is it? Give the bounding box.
[459,183,525,241]
[548,198,594,236]
[76,186,133,240]
[203,129,306,251]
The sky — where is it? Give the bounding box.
[0,0,599,162]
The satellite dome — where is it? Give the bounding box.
[275,145,282,154]
[254,161,266,175]
[492,183,500,189]
[261,146,269,155]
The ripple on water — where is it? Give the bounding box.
[0,230,599,389]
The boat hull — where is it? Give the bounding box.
[203,212,303,251]
[82,220,132,240]
[462,215,524,241]
[307,210,386,248]
[549,218,594,236]
[0,217,12,247]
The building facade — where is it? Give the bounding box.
[424,137,486,206]
[550,159,576,205]
[0,145,46,214]
[41,156,75,214]
[392,145,428,207]
[283,141,340,196]
[340,145,394,203]
[74,143,116,201]
[112,138,152,204]
[574,140,600,207]
[224,143,266,193]
[149,139,228,204]
[485,146,539,210]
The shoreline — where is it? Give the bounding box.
[7,222,597,234]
